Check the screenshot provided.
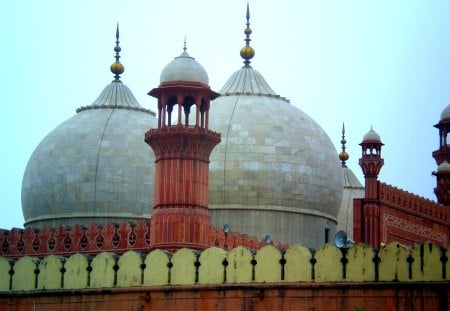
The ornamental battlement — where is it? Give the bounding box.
[0,222,283,259]
[0,242,448,292]
[379,182,449,224]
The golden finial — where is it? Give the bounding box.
[240,2,255,66]
[339,122,349,167]
[110,23,125,81]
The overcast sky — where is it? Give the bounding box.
[2,0,450,229]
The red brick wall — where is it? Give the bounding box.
[1,283,448,311]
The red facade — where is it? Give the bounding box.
[354,183,449,248]
[354,129,450,248]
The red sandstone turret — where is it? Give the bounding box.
[357,127,384,247]
[359,127,384,199]
[145,46,221,251]
[432,105,450,205]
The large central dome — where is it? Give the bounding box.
[208,8,343,248]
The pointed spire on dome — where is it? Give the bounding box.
[76,24,155,114]
[219,3,287,101]
[177,37,193,59]
[240,2,255,67]
[339,122,349,167]
[110,23,125,81]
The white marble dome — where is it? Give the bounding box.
[208,65,343,248]
[437,160,450,173]
[362,128,381,142]
[21,80,157,228]
[160,49,209,85]
[440,104,450,121]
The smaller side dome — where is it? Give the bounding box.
[440,104,450,121]
[437,160,450,173]
[160,48,209,85]
[362,127,381,142]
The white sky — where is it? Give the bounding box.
[2,0,450,229]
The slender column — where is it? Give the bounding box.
[205,103,209,130]
[157,98,162,129]
[200,107,205,129]
[177,95,182,126]
[161,104,166,127]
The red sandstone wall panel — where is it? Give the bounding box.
[380,207,448,247]
[355,182,449,248]
[353,199,362,242]
[1,284,448,311]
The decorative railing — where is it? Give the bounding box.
[0,222,283,259]
[379,182,449,224]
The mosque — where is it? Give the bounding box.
[0,5,448,310]
[19,8,363,250]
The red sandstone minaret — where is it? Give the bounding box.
[358,127,384,247]
[145,46,221,251]
[432,106,450,206]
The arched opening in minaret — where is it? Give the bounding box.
[440,129,448,147]
[200,98,207,129]
[167,96,177,127]
[183,95,196,127]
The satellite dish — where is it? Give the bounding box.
[263,234,272,244]
[222,224,230,234]
[334,230,354,248]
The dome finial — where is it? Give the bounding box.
[179,36,191,58]
[110,23,125,81]
[240,2,255,67]
[246,1,250,21]
[339,122,349,167]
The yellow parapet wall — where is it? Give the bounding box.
[0,242,448,292]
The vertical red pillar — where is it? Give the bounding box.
[145,80,220,252]
[358,128,384,248]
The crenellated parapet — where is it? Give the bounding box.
[0,222,281,259]
[0,222,150,258]
[354,181,449,248]
[0,242,448,292]
[379,182,449,225]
